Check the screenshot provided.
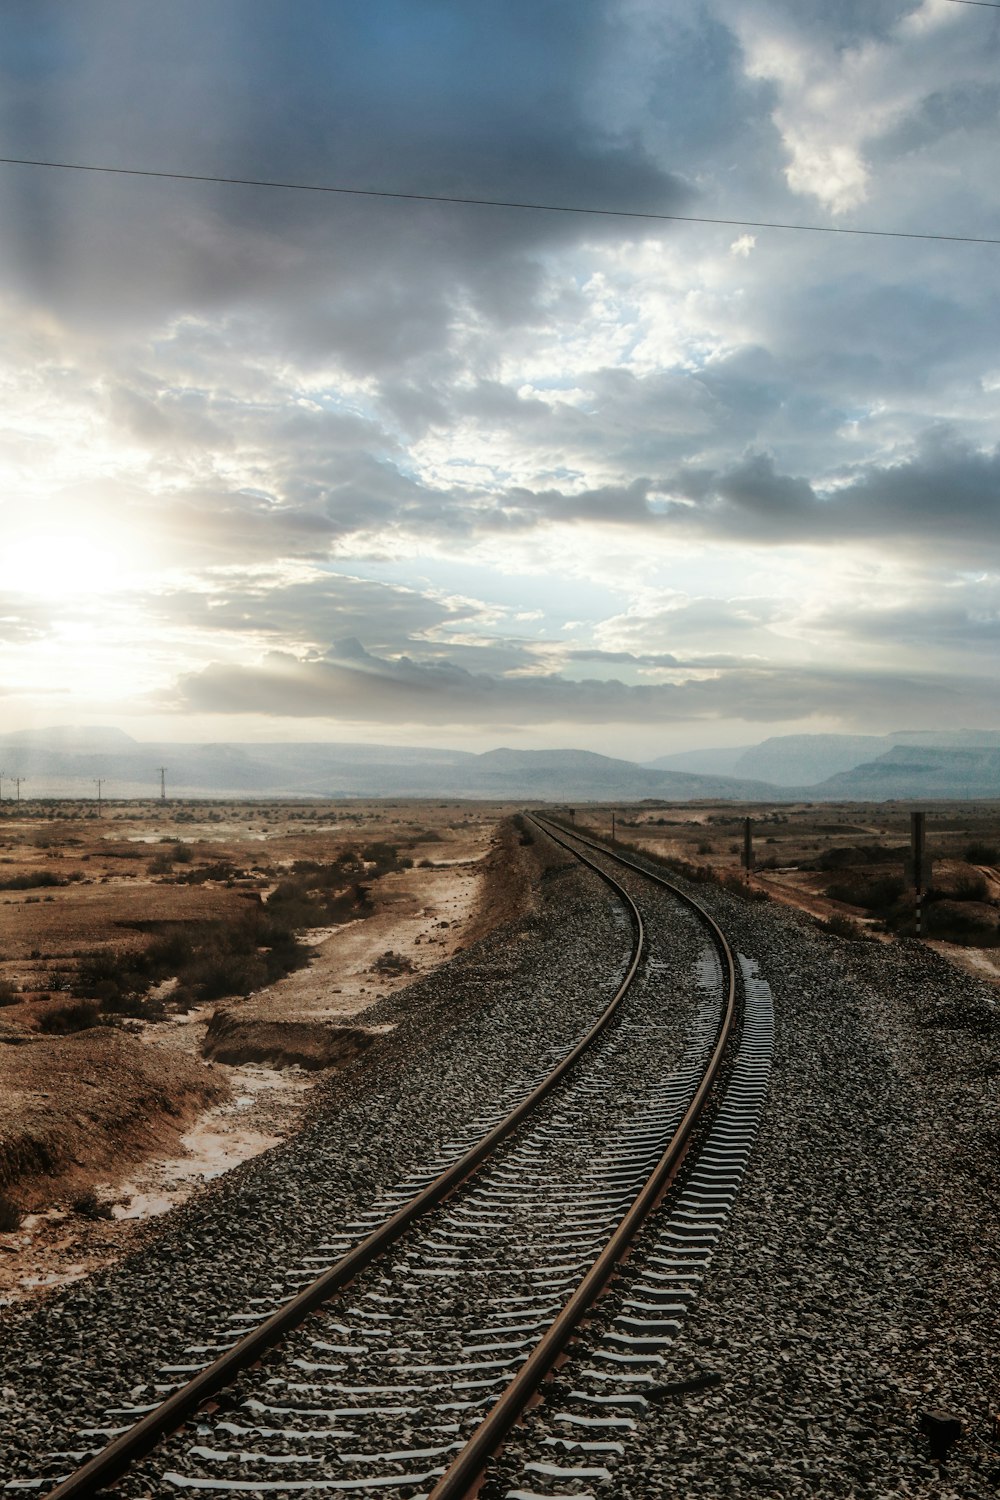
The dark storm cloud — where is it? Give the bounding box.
[475,431,1000,556]
[0,0,686,364]
[176,638,992,730]
[687,434,1000,548]
[79,409,998,573]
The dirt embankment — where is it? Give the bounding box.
[0,1029,228,1210]
[202,1012,379,1071]
[461,813,559,945]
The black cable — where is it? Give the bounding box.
[945,1,1000,9]
[0,153,997,246]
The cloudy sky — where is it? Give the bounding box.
[1,0,998,756]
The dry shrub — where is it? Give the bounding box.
[0,1191,23,1232]
[71,1187,113,1220]
[38,1000,101,1033]
[0,871,65,890]
[819,913,867,941]
[372,950,415,976]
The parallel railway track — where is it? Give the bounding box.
[9,816,772,1500]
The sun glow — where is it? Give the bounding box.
[0,530,131,599]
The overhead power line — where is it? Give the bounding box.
[0,153,998,247]
[945,1,1000,9]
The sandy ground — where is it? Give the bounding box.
[245,858,480,1022]
[0,801,499,1302]
[925,940,1000,984]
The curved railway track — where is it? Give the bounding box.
[9,815,771,1500]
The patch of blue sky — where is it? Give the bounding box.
[319,558,621,638]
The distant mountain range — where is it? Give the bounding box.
[0,726,998,802]
[647,730,1000,787]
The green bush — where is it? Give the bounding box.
[0,979,19,1006]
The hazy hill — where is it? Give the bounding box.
[0,732,777,801]
[650,729,1000,790]
[2,728,998,802]
[644,746,751,776]
[813,746,1000,800]
[453,748,777,801]
[732,734,891,785]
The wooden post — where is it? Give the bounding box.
[911,810,926,938]
[743,817,753,882]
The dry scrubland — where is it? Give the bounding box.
[3,792,998,1299]
[0,797,516,1278]
[580,801,1000,970]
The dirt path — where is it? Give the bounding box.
[246,858,482,1024]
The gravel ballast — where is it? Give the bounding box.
[592,848,999,1500]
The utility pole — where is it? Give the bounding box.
[611,811,616,843]
[158,766,167,801]
[0,770,4,802]
[13,776,24,803]
[93,778,104,815]
[743,817,754,883]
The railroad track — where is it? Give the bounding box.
[9,816,772,1500]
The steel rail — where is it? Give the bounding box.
[40,823,645,1500]
[427,813,738,1500]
